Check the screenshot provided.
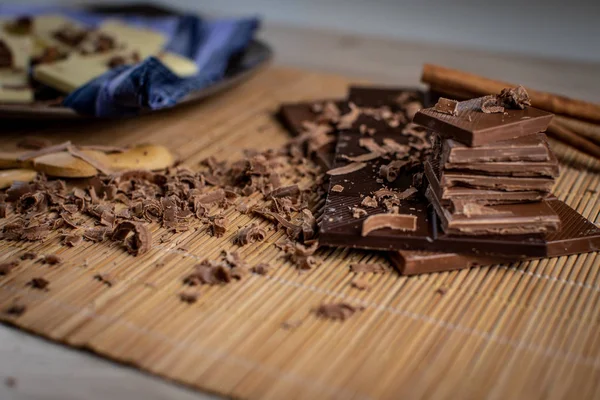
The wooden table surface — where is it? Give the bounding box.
[1,22,599,400]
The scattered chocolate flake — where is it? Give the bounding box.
[270,185,300,198]
[4,303,26,316]
[352,207,367,219]
[282,242,320,270]
[434,97,459,116]
[379,160,410,182]
[350,278,370,291]
[63,234,82,247]
[93,273,114,287]
[83,227,109,242]
[361,196,378,208]
[341,151,382,163]
[20,252,37,260]
[497,85,531,110]
[349,263,386,273]
[314,303,364,321]
[16,137,52,150]
[210,216,228,238]
[111,221,152,256]
[179,291,198,304]
[43,254,62,265]
[326,162,367,176]
[251,263,271,275]
[27,277,49,290]
[436,287,449,295]
[481,95,505,114]
[233,223,267,246]
[0,260,19,275]
[331,184,344,193]
[361,214,417,236]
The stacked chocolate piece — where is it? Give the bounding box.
[414,90,562,236]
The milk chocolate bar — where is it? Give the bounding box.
[391,199,600,275]
[414,97,554,146]
[425,185,561,235]
[319,89,550,257]
[442,133,552,164]
[425,160,548,204]
[443,156,560,177]
[439,170,555,193]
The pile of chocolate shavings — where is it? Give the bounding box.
[481,85,532,114]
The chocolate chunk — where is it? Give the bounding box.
[434,97,459,115]
[233,223,267,246]
[414,97,553,146]
[362,214,417,236]
[0,260,19,275]
[111,221,152,256]
[314,303,364,321]
[28,277,49,290]
[43,254,62,265]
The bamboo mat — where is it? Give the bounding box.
[1,66,600,400]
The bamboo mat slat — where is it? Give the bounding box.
[1,66,599,400]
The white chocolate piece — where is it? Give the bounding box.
[34,50,197,93]
[98,20,167,59]
[0,86,33,103]
[33,14,85,53]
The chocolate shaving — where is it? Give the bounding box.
[111,221,152,256]
[497,85,531,110]
[67,146,112,175]
[361,196,378,208]
[28,277,49,290]
[179,291,198,304]
[481,95,505,114]
[282,242,320,270]
[314,303,364,321]
[331,184,344,193]
[359,138,387,154]
[0,260,19,275]
[251,263,271,275]
[83,227,109,242]
[352,207,367,218]
[341,151,382,162]
[43,254,62,265]
[4,303,26,316]
[210,216,228,238]
[326,162,367,176]
[21,252,36,260]
[379,160,410,183]
[336,103,361,130]
[434,97,459,116]
[233,223,267,246]
[270,185,300,198]
[349,263,386,273]
[16,137,52,150]
[361,214,417,236]
[196,189,225,204]
[63,234,82,247]
[17,141,71,161]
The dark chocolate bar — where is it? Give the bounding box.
[391,199,600,275]
[320,89,550,257]
[441,133,552,164]
[414,97,554,146]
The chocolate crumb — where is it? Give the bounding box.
[43,254,62,265]
[0,260,19,275]
[28,277,49,290]
[331,184,344,193]
[21,252,37,260]
[93,273,113,287]
[361,196,378,208]
[436,287,448,295]
[4,303,26,317]
[349,263,386,273]
[314,303,364,321]
[350,278,370,291]
[179,291,198,304]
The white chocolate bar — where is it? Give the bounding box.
[0,26,33,102]
[97,20,167,59]
[0,86,33,103]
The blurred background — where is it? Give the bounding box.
[15,0,597,62]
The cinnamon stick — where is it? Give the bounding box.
[553,115,600,145]
[546,121,600,160]
[422,64,600,123]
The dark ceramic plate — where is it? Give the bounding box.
[0,3,272,119]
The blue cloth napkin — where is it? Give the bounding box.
[0,6,260,117]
